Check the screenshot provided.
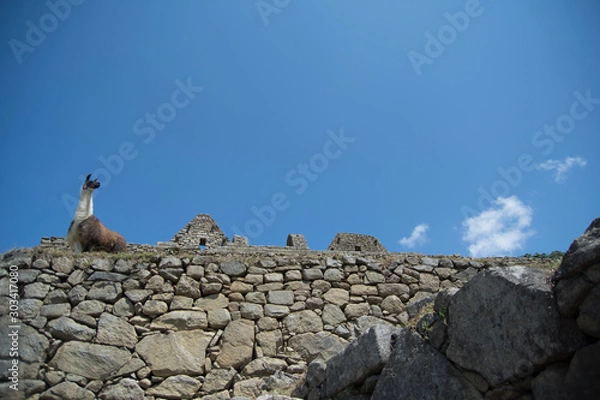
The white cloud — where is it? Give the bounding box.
[399,224,429,248]
[462,196,535,257]
[537,156,587,183]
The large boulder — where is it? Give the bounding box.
[446,266,587,387]
[136,330,213,377]
[554,217,600,281]
[215,319,254,369]
[320,324,399,398]
[49,341,131,380]
[372,329,482,400]
[288,332,348,364]
[563,341,600,399]
[96,312,138,348]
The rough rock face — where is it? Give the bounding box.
[553,217,600,281]
[49,342,132,380]
[304,324,399,398]
[372,329,482,400]
[446,266,586,386]
[136,330,213,377]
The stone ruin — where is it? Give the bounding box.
[328,232,387,252]
[169,214,229,249]
[165,214,384,253]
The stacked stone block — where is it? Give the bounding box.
[0,246,505,399]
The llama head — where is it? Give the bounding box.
[82,174,101,191]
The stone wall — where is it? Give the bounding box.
[301,218,600,400]
[0,243,555,400]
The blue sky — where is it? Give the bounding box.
[1,0,599,256]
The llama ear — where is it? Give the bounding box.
[85,174,92,182]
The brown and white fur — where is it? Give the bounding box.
[66,174,126,253]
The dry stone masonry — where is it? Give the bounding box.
[0,214,598,399]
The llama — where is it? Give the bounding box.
[66,174,127,253]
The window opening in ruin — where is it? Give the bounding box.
[199,238,207,249]
[355,245,361,251]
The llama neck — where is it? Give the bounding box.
[75,190,94,220]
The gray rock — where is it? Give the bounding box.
[321,324,399,398]
[216,319,255,369]
[176,275,201,298]
[150,310,208,330]
[45,289,69,304]
[146,375,202,399]
[52,256,74,274]
[344,303,371,320]
[268,290,294,305]
[96,312,138,348]
[124,289,153,303]
[531,363,569,400]
[19,298,43,319]
[40,303,71,319]
[145,275,165,291]
[380,295,404,314]
[0,317,49,363]
[136,330,213,377]
[113,297,134,317]
[68,269,88,286]
[246,292,267,304]
[202,282,223,295]
[115,357,146,377]
[452,267,478,283]
[377,283,410,297]
[87,282,122,303]
[40,381,95,400]
[433,287,459,316]
[322,288,349,306]
[68,286,88,304]
[322,304,347,326]
[203,368,237,394]
[47,316,95,341]
[221,260,247,276]
[114,259,134,273]
[91,258,113,271]
[302,268,324,281]
[372,329,482,400]
[195,293,229,311]
[576,283,600,337]
[284,310,323,334]
[17,268,40,283]
[98,378,144,400]
[555,274,595,318]
[240,303,264,320]
[24,282,50,299]
[49,341,131,380]
[324,268,344,282]
[256,329,283,357]
[446,266,587,386]
[242,357,288,376]
[88,271,128,281]
[142,299,168,317]
[288,332,348,364]
[159,256,182,268]
[208,309,232,329]
[264,304,290,318]
[554,217,600,281]
[73,300,105,316]
[233,377,264,399]
[563,341,600,399]
[306,358,327,388]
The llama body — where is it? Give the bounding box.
[66,174,126,253]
